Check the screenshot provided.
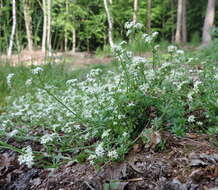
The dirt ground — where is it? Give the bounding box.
[1,132,218,190]
[0,50,111,67]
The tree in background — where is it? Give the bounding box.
[23,0,33,51]
[133,0,139,25]
[42,0,47,52]
[175,0,187,43]
[202,0,216,46]
[47,0,52,55]
[0,0,216,54]
[103,0,114,47]
[147,0,152,33]
[7,0,16,57]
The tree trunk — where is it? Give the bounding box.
[133,0,138,25]
[103,0,114,47]
[182,0,187,43]
[147,0,152,33]
[202,0,215,46]
[72,28,76,53]
[175,0,183,43]
[64,33,68,51]
[24,0,33,51]
[47,0,52,56]
[0,0,3,17]
[171,0,175,42]
[64,0,69,52]
[7,0,16,57]
[42,0,47,52]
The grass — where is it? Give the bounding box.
[0,33,218,169]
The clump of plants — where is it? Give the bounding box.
[0,23,217,168]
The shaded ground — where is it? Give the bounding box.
[1,132,218,190]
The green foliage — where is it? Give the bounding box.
[0,0,211,52]
[0,30,217,168]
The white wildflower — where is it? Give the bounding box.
[214,74,218,80]
[196,121,203,126]
[188,115,195,123]
[6,73,15,88]
[74,124,80,130]
[95,143,104,157]
[123,132,128,137]
[18,146,34,168]
[66,79,78,86]
[168,45,177,53]
[102,129,111,138]
[40,133,56,144]
[128,102,135,106]
[108,150,118,159]
[32,67,43,75]
[88,154,97,161]
[154,45,160,50]
[193,80,202,93]
[132,56,147,64]
[25,78,32,86]
[187,91,194,101]
[152,31,159,38]
[143,34,153,44]
[134,23,143,29]
[124,21,134,29]
[176,50,184,55]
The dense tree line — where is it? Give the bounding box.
[0,0,217,55]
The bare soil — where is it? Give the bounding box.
[1,132,218,190]
[0,50,111,67]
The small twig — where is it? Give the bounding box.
[128,177,144,182]
[84,181,96,190]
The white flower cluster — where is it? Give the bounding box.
[143,32,158,44]
[107,150,118,159]
[124,21,143,36]
[168,45,177,53]
[95,142,104,157]
[101,129,111,138]
[40,133,56,144]
[6,73,15,88]
[25,78,32,86]
[188,115,195,123]
[32,67,44,75]
[18,146,34,168]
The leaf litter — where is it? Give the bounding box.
[1,131,218,190]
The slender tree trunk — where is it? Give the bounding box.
[182,0,187,43]
[103,0,114,47]
[175,0,183,43]
[202,0,215,46]
[133,0,138,25]
[24,0,33,51]
[171,0,175,42]
[7,0,16,57]
[72,28,76,53]
[147,0,152,33]
[64,33,68,51]
[0,0,3,17]
[47,0,52,55]
[42,0,47,52]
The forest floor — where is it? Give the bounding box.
[1,48,218,190]
[0,50,111,68]
[1,131,218,190]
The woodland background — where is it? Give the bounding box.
[0,0,217,56]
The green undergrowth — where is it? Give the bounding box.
[0,26,218,169]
